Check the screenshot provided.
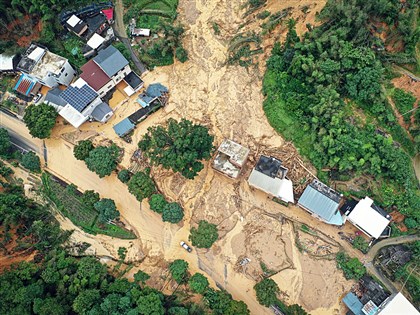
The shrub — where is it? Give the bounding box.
[189,220,218,248]
[352,236,370,254]
[175,46,188,63]
[254,278,279,307]
[169,259,189,284]
[21,152,41,172]
[148,194,168,214]
[94,198,120,224]
[162,202,184,223]
[118,169,131,183]
[74,140,94,161]
[336,252,366,280]
[188,273,209,294]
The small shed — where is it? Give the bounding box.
[113,118,135,137]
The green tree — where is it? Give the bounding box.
[117,247,127,261]
[73,140,94,161]
[118,169,131,183]
[85,145,120,178]
[128,170,156,202]
[254,278,279,307]
[204,288,232,314]
[148,194,167,214]
[72,289,101,314]
[175,46,188,63]
[134,270,150,285]
[0,161,13,178]
[33,297,67,315]
[81,190,100,210]
[189,220,218,248]
[94,198,120,224]
[138,118,214,179]
[21,152,41,172]
[162,202,184,223]
[188,273,209,294]
[168,307,188,315]
[336,252,366,280]
[404,218,417,229]
[352,236,370,254]
[23,103,57,139]
[225,300,250,315]
[169,259,189,284]
[136,292,164,315]
[0,128,11,156]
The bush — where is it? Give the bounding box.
[118,169,131,183]
[21,152,41,172]
[169,259,189,284]
[94,198,120,224]
[352,236,370,254]
[175,46,188,63]
[74,140,94,161]
[148,194,167,214]
[404,217,418,229]
[81,190,100,210]
[336,252,366,280]
[128,171,156,202]
[254,278,279,307]
[23,103,58,139]
[85,145,120,178]
[0,128,11,156]
[188,273,209,294]
[162,202,184,223]
[189,220,218,248]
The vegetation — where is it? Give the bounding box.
[188,273,209,294]
[263,0,420,227]
[94,198,120,224]
[391,88,416,124]
[127,170,156,202]
[162,202,184,223]
[189,220,219,248]
[134,270,151,285]
[0,128,11,157]
[148,194,167,214]
[336,252,366,280]
[0,161,13,178]
[352,236,370,254]
[117,169,131,183]
[21,152,41,172]
[73,140,94,161]
[204,288,249,315]
[254,278,279,307]
[42,173,135,239]
[169,259,189,284]
[84,144,120,178]
[23,103,58,139]
[139,118,214,179]
[212,22,221,35]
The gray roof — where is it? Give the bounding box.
[45,87,67,107]
[94,46,129,77]
[113,117,135,137]
[146,83,168,98]
[91,102,112,121]
[298,182,341,222]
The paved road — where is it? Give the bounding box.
[113,0,147,74]
[364,235,420,293]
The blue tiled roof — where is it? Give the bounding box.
[113,117,135,137]
[94,46,129,77]
[146,83,168,98]
[343,293,363,315]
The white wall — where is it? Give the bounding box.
[57,61,76,86]
[97,79,115,97]
[111,64,131,85]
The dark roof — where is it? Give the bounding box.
[80,60,111,91]
[137,93,155,107]
[124,71,143,90]
[359,276,390,306]
[340,199,358,215]
[85,13,107,35]
[91,102,112,121]
[45,87,67,107]
[13,73,37,96]
[146,83,168,98]
[94,45,128,77]
[255,155,282,178]
[128,102,161,123]
[113,118,135,137]
[61,84,97,112]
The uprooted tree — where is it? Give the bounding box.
[138,118,214,179]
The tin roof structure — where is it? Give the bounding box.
[94,45,128,77]
[113,118,135,137]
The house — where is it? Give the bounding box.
[377,293,419,315]
[248,155,294,204]
[113,118,135,137]
[137,83,168,107]
[65,15,88,37]
[85,12,108,37]
[45,78,113,128]
[298,179,344,225]
[86,33,105,50]
[17,44,76,88]
[13,73,41,98]
[212,139,249,179]
[101,8,114,23]
[80,59,114,97]
[343,196,392,239]
[0,54,20,73]
[132,28,151,37]
[94,45,130,85]
[123,71,144,96]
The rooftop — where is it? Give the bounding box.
[0,54,15,71]
[91,102,112,121]
[124,71,143,90]
[343,292,363,315]
[17,44,46,73]
[378,293,419,315]
[85,13,107,36]
[87,33,105,49]
[66,14,88,35]
[128,101,161,123]
[255,155,288,179]
[113,117,135,137]
[13,73,38,96]
[80,59,111,91]
[346,197,392,239]
[45,87,67,107]
[94,45,128,77]
[101,8,113,21]
[31,50,67,79]
[217,139,250,167]
[146,83,168,98]
[61,79,98,112]
[59,104,89,128]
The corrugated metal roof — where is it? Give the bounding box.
[14,73,37,96]
[342,293,363,315]
[91,102,112,121]
[298,185,340,222]
[80,59,111,91]
[113,118,135,137]
[94,46,128,77]
[248,169,294,203]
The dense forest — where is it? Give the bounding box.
[263,0,419,227]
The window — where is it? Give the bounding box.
[107,84,112,89]
[65,73,68,77]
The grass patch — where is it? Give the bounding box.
[42,173,136,239]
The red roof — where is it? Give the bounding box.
[80,60,111,92]
[102,9,113,21]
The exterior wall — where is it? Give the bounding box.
[99,111,114,123]
[97,80,115,97]
[39,75,58,88]
[57,61,76,86]
[111,64,131,84]
[81,97,102,117]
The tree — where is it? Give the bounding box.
[168,307,188,315]
[225,300,250,315]
[148,194,167,214]
[188,273,209,294]
[23,103,57,139]
[204,289,232,314]
[0,161,13,178]
[81,190,100,210]
[118,169,131,183]
[72,289,101,314]
[404,218,417,229]
[189,220,218,248]
[169,259,189,284]
[73,140,94,161]
[254,278,279,307]
[162,202,184,223]
[21,152,41,172]
[138,118,214,179]
[117,247,127,261]
[134,270,150,285]
[85,145,120,178]
[336,252,366,280]
[175,46,188,63]
[94,198,120,224]
[127,170,156,202]
[0,128,11,156]
[136,292,164,315]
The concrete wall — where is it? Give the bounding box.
[111,64,131,85]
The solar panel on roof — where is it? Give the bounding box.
[61,85,97,112]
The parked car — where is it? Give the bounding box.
[180,241,192,252]
[33,93,42,103]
